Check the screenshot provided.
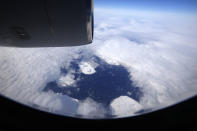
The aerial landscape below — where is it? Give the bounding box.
[0,0,197,118]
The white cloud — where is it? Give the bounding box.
[0,47,81,115]
[77,98,106,118]
[57,70,78,88]
[110,96,143,117]
[93,9,197,110]
[79,62,96,75]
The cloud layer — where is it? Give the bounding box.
[93,9,197,110]
[0,8,197,118]
[110,96,143,117]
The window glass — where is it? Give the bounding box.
[0,0,197,119]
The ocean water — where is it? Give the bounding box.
[44,56,143,109]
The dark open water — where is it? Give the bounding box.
[44,56,143,117]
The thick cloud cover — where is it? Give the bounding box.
[0,8,197,118]
[77,98,106,118]
[110,96,143,117]
[79,62,96,75]
[93,9,197,110]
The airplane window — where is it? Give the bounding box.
[0,0,197,119]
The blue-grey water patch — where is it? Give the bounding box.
[44,56,143,108]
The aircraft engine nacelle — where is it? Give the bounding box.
[0,0,94,47]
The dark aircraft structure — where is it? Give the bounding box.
[0,0,93,47]
[0,0,196,130]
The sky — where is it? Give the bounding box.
[95,0,197,13]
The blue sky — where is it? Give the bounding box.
[95,0,197,13]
